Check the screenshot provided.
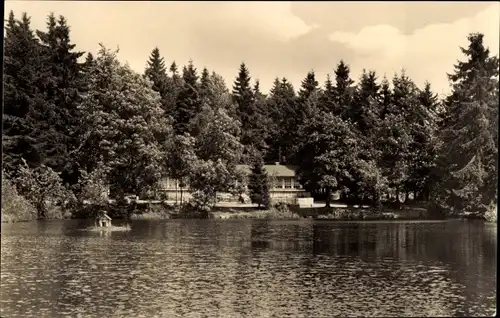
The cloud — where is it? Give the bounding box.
[210,2,317,41]
[4,2,497,95]
[4,1,316,93]
[328,3,500,95]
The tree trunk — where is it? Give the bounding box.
[175,181,178,204]
[37,200,46,219]
[325,188,331,208]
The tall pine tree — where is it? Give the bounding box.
[264,77,297,164]
[248,153,270,208]
[436,33,499,216]
[174,60,201,135]
[333,60,355,119]
[3,12,50,174]
[35,13,86,185]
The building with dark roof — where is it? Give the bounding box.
[159,163,309,204]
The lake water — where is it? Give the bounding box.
[1,219,496,317]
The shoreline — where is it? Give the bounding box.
[3,203,495,223]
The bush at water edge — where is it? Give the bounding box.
[1,177,37,223]
[484,203,497,223]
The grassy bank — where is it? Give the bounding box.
[3,193,494,222]
[130,210,171,220]
[210,208,301,220]
[209,204,445,221]
[299,206,436,221]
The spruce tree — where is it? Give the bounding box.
[251,79,271,156]
[264,77,297,164]
[3,12,49,174]
[376,70,420,202]
[232,63,267,161]
[144,47,168,93]
[436,33,499,216]
[232,65,255,140]
[334,60,355,119]
[248,154,270,208]
[174,60,201,135]
[408,82,440,201]
[35,13,86,185]
[293,71,321,162]
[379,76,392,120]
[352,70,381,132]
[232,63,253,114]
[144,47,177,118]
[344,70,384,202]
[199,67,211,104]
[298,71,319,103]
[320,74,336,114]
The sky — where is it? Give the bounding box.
[5,1,500,97]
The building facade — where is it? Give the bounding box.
[158,163,310,204]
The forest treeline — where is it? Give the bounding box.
[2,11,498,220]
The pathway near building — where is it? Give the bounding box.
[135,199,354,209]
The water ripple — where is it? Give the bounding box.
[1,219,496,317]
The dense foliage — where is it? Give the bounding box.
[2,11,498,220]
[248,154,271,209]
[1,176,37,222]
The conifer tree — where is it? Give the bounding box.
[199,67,211,104]
[3,12,50,174]
[232,65,255,139]
[379,76,392,120]
[435,33,499,216]
[298,71,319,103]
[251,79,271,156]
[84,52,95,67]
[292,71,321,162]
[352,70,381,132]
[144,47,177,118]
[174,60,201,135]
[248,154,270,208]
[232,63,254,114]
[320,74,336,114]
[144,47,168,93]
[232,63,267,161]
[265,77,297,163]
[34,13,86,185]
[334,60,355,119]
[408,82,440,201]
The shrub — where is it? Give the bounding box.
[1,176,37,222]
[76,166,110,207]
[484,202,497,223]
[13,160,74,219]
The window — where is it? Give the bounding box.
[270,177,279,189]
[293,178,302,189]
[284,177,292,189]
[165,178,178,189]
[164,178,171,189]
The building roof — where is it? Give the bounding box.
[236,164,298,177]
[98,212,112,220]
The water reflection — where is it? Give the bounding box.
[1,220,496,317]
